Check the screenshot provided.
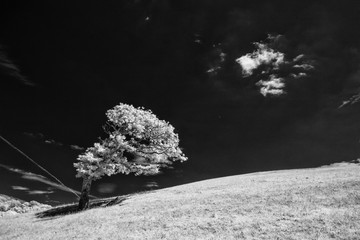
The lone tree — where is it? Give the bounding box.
[74,103,187,210]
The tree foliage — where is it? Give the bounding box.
[74,103,187,180]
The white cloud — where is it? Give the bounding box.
[256,75,286,96]
[12,184,53,195]
[219,52,226,62]
[290,72,307,78]
[28,190,54,195]
[293,54,304,62]
[12,186,29,191]
[293,63,314,71]
[207,66,221,73]
[235,34,315,97]
[236,55,259,75]
[235,43,285,76]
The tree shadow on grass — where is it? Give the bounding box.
[35,195,129,219]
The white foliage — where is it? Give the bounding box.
[74,103,187,180]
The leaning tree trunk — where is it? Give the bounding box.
[78,176,92,210]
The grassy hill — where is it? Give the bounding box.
[1,162,360,239]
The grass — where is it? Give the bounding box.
[1,162,360,239]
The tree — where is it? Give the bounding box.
[74,103,188,210]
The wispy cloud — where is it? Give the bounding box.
[28,190,54,195]
[293,64,315,71]
[70,144,85,151]
[290,72,307,79]
[23,132,44,139]
[0,164,97,198]
[12,185,54,195]
[44,139,63,146]
[0,44,35,86]
[144,181,159,189]
[206,46,226,76]
[12,186,29,191]
[293,54,304,62]
[24,132,84,151]
[338,67,360,108]
[339,93,360,108]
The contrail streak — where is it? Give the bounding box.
[0,134,80,199]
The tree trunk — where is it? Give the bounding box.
[78,177,92,210]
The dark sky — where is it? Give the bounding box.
[1,0,360,204]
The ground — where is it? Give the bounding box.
[1,162,360,239]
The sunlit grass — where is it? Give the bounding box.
[1,163,360,239]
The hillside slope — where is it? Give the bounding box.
[1,163,360,240]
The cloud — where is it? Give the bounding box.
[290,72,307,79]
[202,3,360,110]
[256,75,285,96]
[293,54,305,62]
[144,181,159,189]
[206,66,221,74]
[12,185,53,195]
[293,64,315,71]
[194,33,202,44]
[206,47,226,76]
[12,186,29,191]
[338,92,360,108]
[236,42,285,76]
[23,132,44,139]
[0,163,97,198]
[337,63,360,108]
[44,139,63,146]
[12,186,53,195]
[0,45,35,86]
[70,144,85,151]
[28,190,54,195]
[235,34,315,97]
[24,132,85,150]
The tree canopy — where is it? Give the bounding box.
[74,103,187,180]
